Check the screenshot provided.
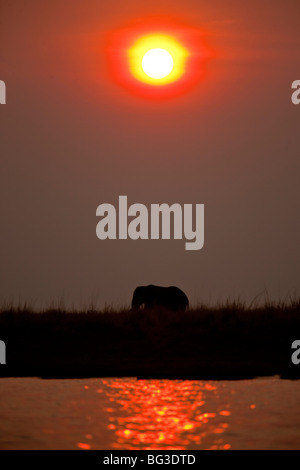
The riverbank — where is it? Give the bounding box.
[0,304,299,380]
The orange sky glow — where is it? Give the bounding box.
[1,1,300,308]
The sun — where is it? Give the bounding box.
[142,48,174,79]
[128,34,189,86]
[106,17,211,98]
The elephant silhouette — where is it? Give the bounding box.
[131,285,189,311]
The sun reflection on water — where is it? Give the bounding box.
[3,377,299,450]
[101,379,232,450]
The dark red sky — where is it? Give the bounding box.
[1,0,300,308]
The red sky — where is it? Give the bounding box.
[1,0,300,308]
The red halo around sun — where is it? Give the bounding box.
[105,17,211,100]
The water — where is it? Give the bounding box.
[0,377,299,450]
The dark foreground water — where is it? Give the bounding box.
[0,377,300,450]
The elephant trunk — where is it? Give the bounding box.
[131,298,140,310]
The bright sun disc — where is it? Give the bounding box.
[128,34,189,86]
[107,18,211,98]
[142,48,174,79]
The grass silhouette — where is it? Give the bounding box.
[0,300,299,380]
